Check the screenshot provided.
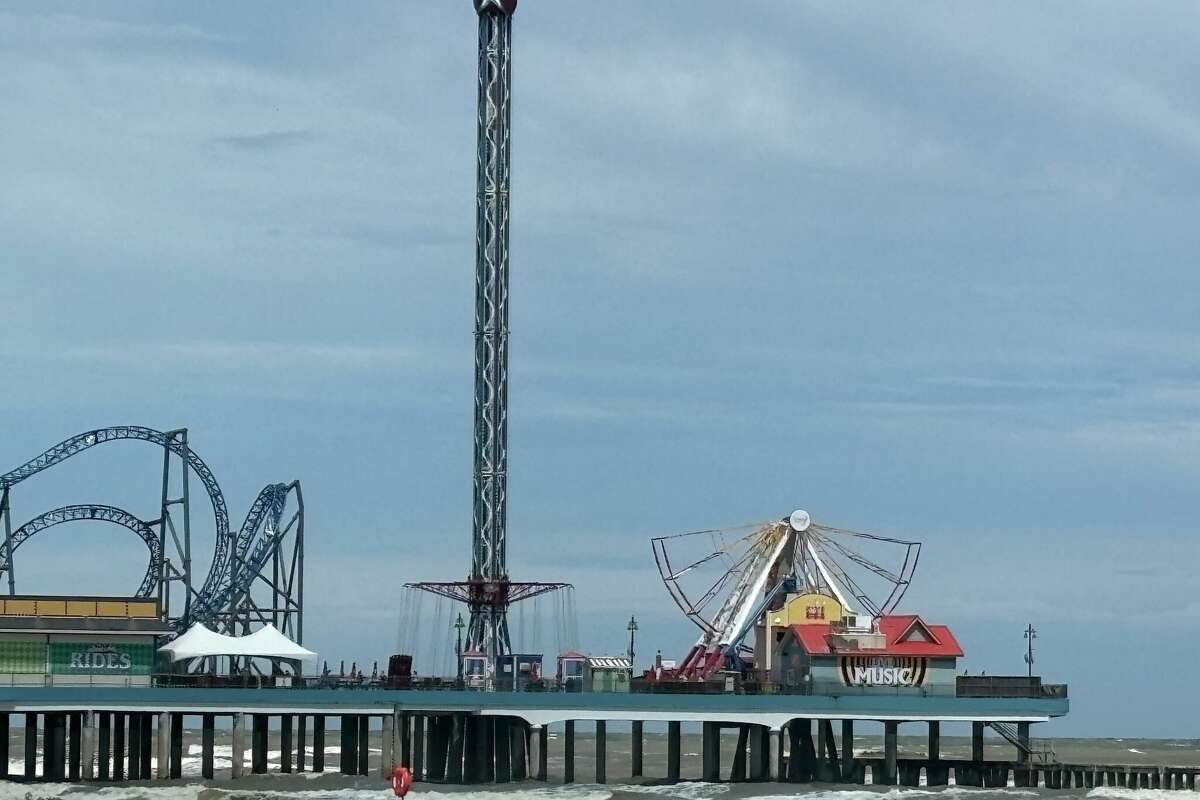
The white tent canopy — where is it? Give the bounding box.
[159,623,318,664]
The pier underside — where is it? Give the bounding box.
[21,686,1190,789]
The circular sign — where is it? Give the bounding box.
[789,509,811,531]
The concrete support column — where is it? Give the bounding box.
[252,714,269,774]
[411,715,424,781]
[313,715,326,773]
[702,721,721,783]
[139,714,152,778]
[790,718,815,782]
[971,721,985,762]
[731,725,748,782]
[201,714,215,780]
[426,716,444,781]
[511,718,528,782]
[69,711,83,781]
[98,712,111,781]
[156,711,170,779]
[1017,722,1030,763]
[537,726,548,781]
[24,712,38,780]
[479,716,495,783]
[927,720,940,762]
[445,714,465,784]
[631,720,643,778]
[169,712,183,779]
[667,721,681,783]
[776,728,787,783]
[595,720,607,784]
[381,713,395,777]
[339,715,358,775]
[563,720,575,784]
[281,714,294,773]
[882,721,898,786]
[0,712,8,780]
[80,712,94,781]
[817,719,837,781]
[494,717,511,783]
[231,713,245,779]
[399,712,410,770]
[357,715,370,776]
[127,713,142,780]
[45,713,66,781]
[841,719,856,781]
[112,713,126,781]
[749,725,769,782]
[297,714,308,772]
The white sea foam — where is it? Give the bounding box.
[1089,789,1186,800]
[1127,749,1146,755]
[617,782,729,800]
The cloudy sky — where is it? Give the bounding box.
[2,2,1199,737]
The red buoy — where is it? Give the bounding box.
[392,766,413,797]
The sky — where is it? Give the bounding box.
[1,1,1199,738]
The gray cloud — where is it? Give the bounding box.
[1,1,1198,737]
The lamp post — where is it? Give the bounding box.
[627,615,638,668]
[455,613,466,683]
[1023,623,1037,678]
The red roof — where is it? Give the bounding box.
[789,614,964,658]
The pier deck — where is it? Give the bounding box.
[0,685,1103,787]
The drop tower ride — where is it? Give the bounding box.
[408,0,568,673]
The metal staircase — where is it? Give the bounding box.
[988,721,1057,764]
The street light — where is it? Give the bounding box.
[627,615,639,668]
[1023,623,1037,678]
[454,613,466,682]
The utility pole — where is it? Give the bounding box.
[454,613,466,682]
[627,615,638,667]
[1023,623,1037,678]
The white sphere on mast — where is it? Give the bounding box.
[789,509,811,531]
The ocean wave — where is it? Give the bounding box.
[618,782,729,800]
[744,788,1039,800]
[1088,789,1187,800]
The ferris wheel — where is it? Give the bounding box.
[651,509,921,679]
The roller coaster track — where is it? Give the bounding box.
[0,505,159,598]
[0,426,232,607]
[191,481,300,626]
[0,427,303,637]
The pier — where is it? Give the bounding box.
[23,685,1195,789]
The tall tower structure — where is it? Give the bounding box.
[407,0,568,678]
[469,0,517,661]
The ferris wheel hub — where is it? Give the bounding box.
[788,509,811,531]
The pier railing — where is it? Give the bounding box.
[957,675,1068,699]
[0,672,1067,700]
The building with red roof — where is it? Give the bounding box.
[774,613,964,696]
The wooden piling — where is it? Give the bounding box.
[563,719,575,784]
[281,714,294,773]
[702,721,721,783]
[667,720,681,783]
[313,714,326,773]
[252,713,269,774]
[631,720,643,778]
[201,713,215,780]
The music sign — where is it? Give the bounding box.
[839,655,928,687]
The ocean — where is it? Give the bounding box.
[4,731,1198,800]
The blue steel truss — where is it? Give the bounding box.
[0,504,160,597]
[0,427,304,640]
